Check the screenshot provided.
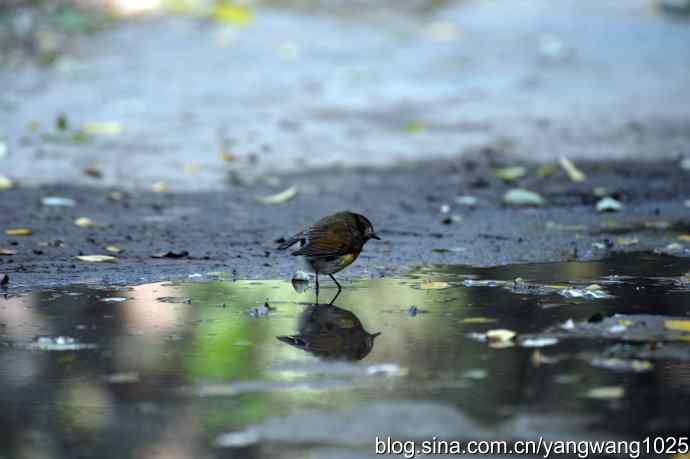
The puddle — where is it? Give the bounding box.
[1,252,689,457]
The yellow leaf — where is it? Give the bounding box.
[616,237,638,246]
[419,280,450,290]
[404,120,426,133]
[106,245,122,253]
[0,174,15,190]
[585,386,624,399]
[5,228,32,236]
[559,156,586,182]
[74,217,95,227]
[214,2,254,25]
[486,329,516,342]
[152,181,168,193]
[665,320,690,333]
[76,255,118,263]
[221,150,237,161]
[81,121,123,135]
[462,317,497,324]
[494,166,526,181]
[678,234,690,242]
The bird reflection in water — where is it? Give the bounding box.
[277,297,380,361]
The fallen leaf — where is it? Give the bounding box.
[643,220,671,230]
[151,250,189,259]
[593,186,608,197]
[678,234,690,242]
[520,337,558,347]
[418,280,450,290]
[0,248,17,256]
[221,150,237,161]
[559,156,586,182]
[536,163,558,177]
[5,228,32,236]
[665,320,690,333]
[486,329,516,342]
[257,186,298,205]
[42,196,76,207]
[81,121,123,135]
[454,195,478,206]
[585,386,624,400]
[616,237,639,246]
[596,197,623,212]
[494,166,526,181]
[531,350,559,366]
[106,245,122,253]
[461,317,497,324]
[152,181,168,193]
[214,2,255,25]
[76,255,118,263]
[503,188,545,206]
[404,120,426,133]
[590,357,652,373]
[107,191,124,201]
[84,167,103,178]
[74,217,95,227]
[184,163,201,173]
[0,174,15,190]
[546,221,586,231]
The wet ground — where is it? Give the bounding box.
[2,252,690,458]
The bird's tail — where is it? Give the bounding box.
[277,235,301,250]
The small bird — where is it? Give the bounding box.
[277,211,380,294]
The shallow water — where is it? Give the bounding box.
[1,252,690,458]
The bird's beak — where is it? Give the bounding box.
[370,232,381,240]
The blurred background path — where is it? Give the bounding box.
[1,0,689,190]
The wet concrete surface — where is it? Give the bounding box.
[2,155,690,290]
[2,0,690,289]
[1,252,689,459]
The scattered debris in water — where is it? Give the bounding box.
[407,305,426,316]
[29,336,97,351]
[249,301,273,317]
[596,197,623,213]
[101,296,129,302]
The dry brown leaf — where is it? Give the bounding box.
[461,317,497,324]
[419,280,450,290]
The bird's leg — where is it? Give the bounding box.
[328,274,342,292]
[314,273,320,302]
[328,286,341,305]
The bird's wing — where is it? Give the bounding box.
[291,222,354,258]
[277,231,305,250]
